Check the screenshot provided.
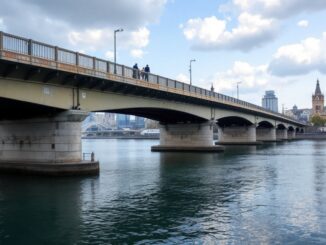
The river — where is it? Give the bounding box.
[1,139,326,244]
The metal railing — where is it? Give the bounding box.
[0,31,302,124]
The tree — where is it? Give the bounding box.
[310,115,326,126]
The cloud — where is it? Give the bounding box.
[21,0,167,29]
[176,73,189,83]
[130,49,145,58]
[182,13,278,51]
[0,0,166,59]
[268,33,326,76]
[232,0,326,19]
[297,20,309,28]
[211,61,269,92]
[105,51,114,60]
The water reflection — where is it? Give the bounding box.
[1,140,326,244]
[0,175,88,244]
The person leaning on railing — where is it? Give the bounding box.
[144,64,150,81]
[133,63,139,79]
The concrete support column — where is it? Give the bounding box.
[288,130,296,140]
[256,127,276,142]
[217,125,259,145]
[276,129,288,140]
[0,110,99,175]
[151,122,224,152]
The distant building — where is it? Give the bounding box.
[285,105,312,123]
[116,114,131,129]
[312,79,325,115]
[262,90,278,112]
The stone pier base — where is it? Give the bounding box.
[276,129,288,141]
[151,122,224,152]
[256,127,277,142]
[0,160,99,176]
[217,125,260,145]
[0,110,99,176]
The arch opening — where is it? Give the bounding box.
[217,116,253,127]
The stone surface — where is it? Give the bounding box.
[276,129,288,140]
[256,128,277,142]
[159,122,214,147]
[0,110,88,163]
[0,160,99,176]
[217,125,256,143]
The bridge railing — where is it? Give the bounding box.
[0,31,299,123]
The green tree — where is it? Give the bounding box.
[310,115,326,126]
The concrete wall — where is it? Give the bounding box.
[276,129,288,140]
[159,122,214,146]
[217,125,256,143]
[0,110,87,163]
[256,128,276,141]
[288,131,296,140]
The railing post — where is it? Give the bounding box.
[107,61,110,74]
[76,52,79,66]
[54,46,58,61]
[122,65,125,77]
[93,57,97,71]
[28,39,32,55]
[0,31,3,51]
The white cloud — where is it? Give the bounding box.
[297,20,309,28]
[130,49,144,58]
[268,33,326,76]
[105,51,114,60]
[129,27,150,48]
[176,73,189,83]
[232,0,326,19]
[0,0,165,59]
[212,61,269,92]
[182,13,278,51]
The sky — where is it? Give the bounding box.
[1,0,326,111]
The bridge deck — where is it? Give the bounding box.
[0,31,304,126]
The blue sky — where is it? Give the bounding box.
[1,0,326,110]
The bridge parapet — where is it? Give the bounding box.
[0,31,304,126]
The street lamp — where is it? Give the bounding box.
[189,59,196,85]
[236,81,242,100]
[114,28,124,74]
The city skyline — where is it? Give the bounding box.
[0,0,325,109]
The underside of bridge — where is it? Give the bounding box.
[105,108,207,124]
[0,97,64,120]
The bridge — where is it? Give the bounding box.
[0,32,305,175]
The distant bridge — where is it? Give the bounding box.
[0,31,305,174]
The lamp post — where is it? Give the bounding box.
[114,28,123,74]
[189,59,196,85]
[236,81,242,100]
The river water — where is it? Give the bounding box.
[1,139,326,244]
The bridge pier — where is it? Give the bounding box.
[0,110,99,175]
[151,122,224,152]
[288,130,296,140]
[276,129,288,141]
[256,127,277,142]
[217,125,261,145]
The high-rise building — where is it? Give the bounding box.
[262,90,278,112]
[312,79,324,115]
[116,114,131,129]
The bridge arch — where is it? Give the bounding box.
[257,120,274,128]
[217,116,254,127]
[277,123,287,130]
[102,107,208,124]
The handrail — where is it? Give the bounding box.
[0,31,303,125]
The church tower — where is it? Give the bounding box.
[312,79,324,115]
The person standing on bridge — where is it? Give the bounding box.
[144,64,150,81]
[133,63,139,79]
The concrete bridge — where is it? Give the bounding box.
[0,32,305,175]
